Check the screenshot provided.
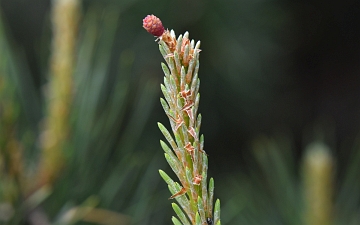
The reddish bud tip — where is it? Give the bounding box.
[143,14,165,37]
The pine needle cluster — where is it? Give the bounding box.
[143,15,221,225]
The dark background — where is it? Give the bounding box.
[2,0,360,160]
[1,0,360,224]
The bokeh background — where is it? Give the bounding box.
[1,0,360,224]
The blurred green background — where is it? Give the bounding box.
[0,0,360,224]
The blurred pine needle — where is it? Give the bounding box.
[220,133,360,225]
[0,1,164,224]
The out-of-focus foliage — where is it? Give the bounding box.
[46,4,166,224]
[0,1,169,224]
[218,134,360,225]
[0,0,360,224]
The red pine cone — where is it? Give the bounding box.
[143,14,165,37]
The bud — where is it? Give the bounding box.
[143,14,165,37]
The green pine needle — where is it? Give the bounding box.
[143,14,221,224]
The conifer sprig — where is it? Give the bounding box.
[143,15,221,225]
